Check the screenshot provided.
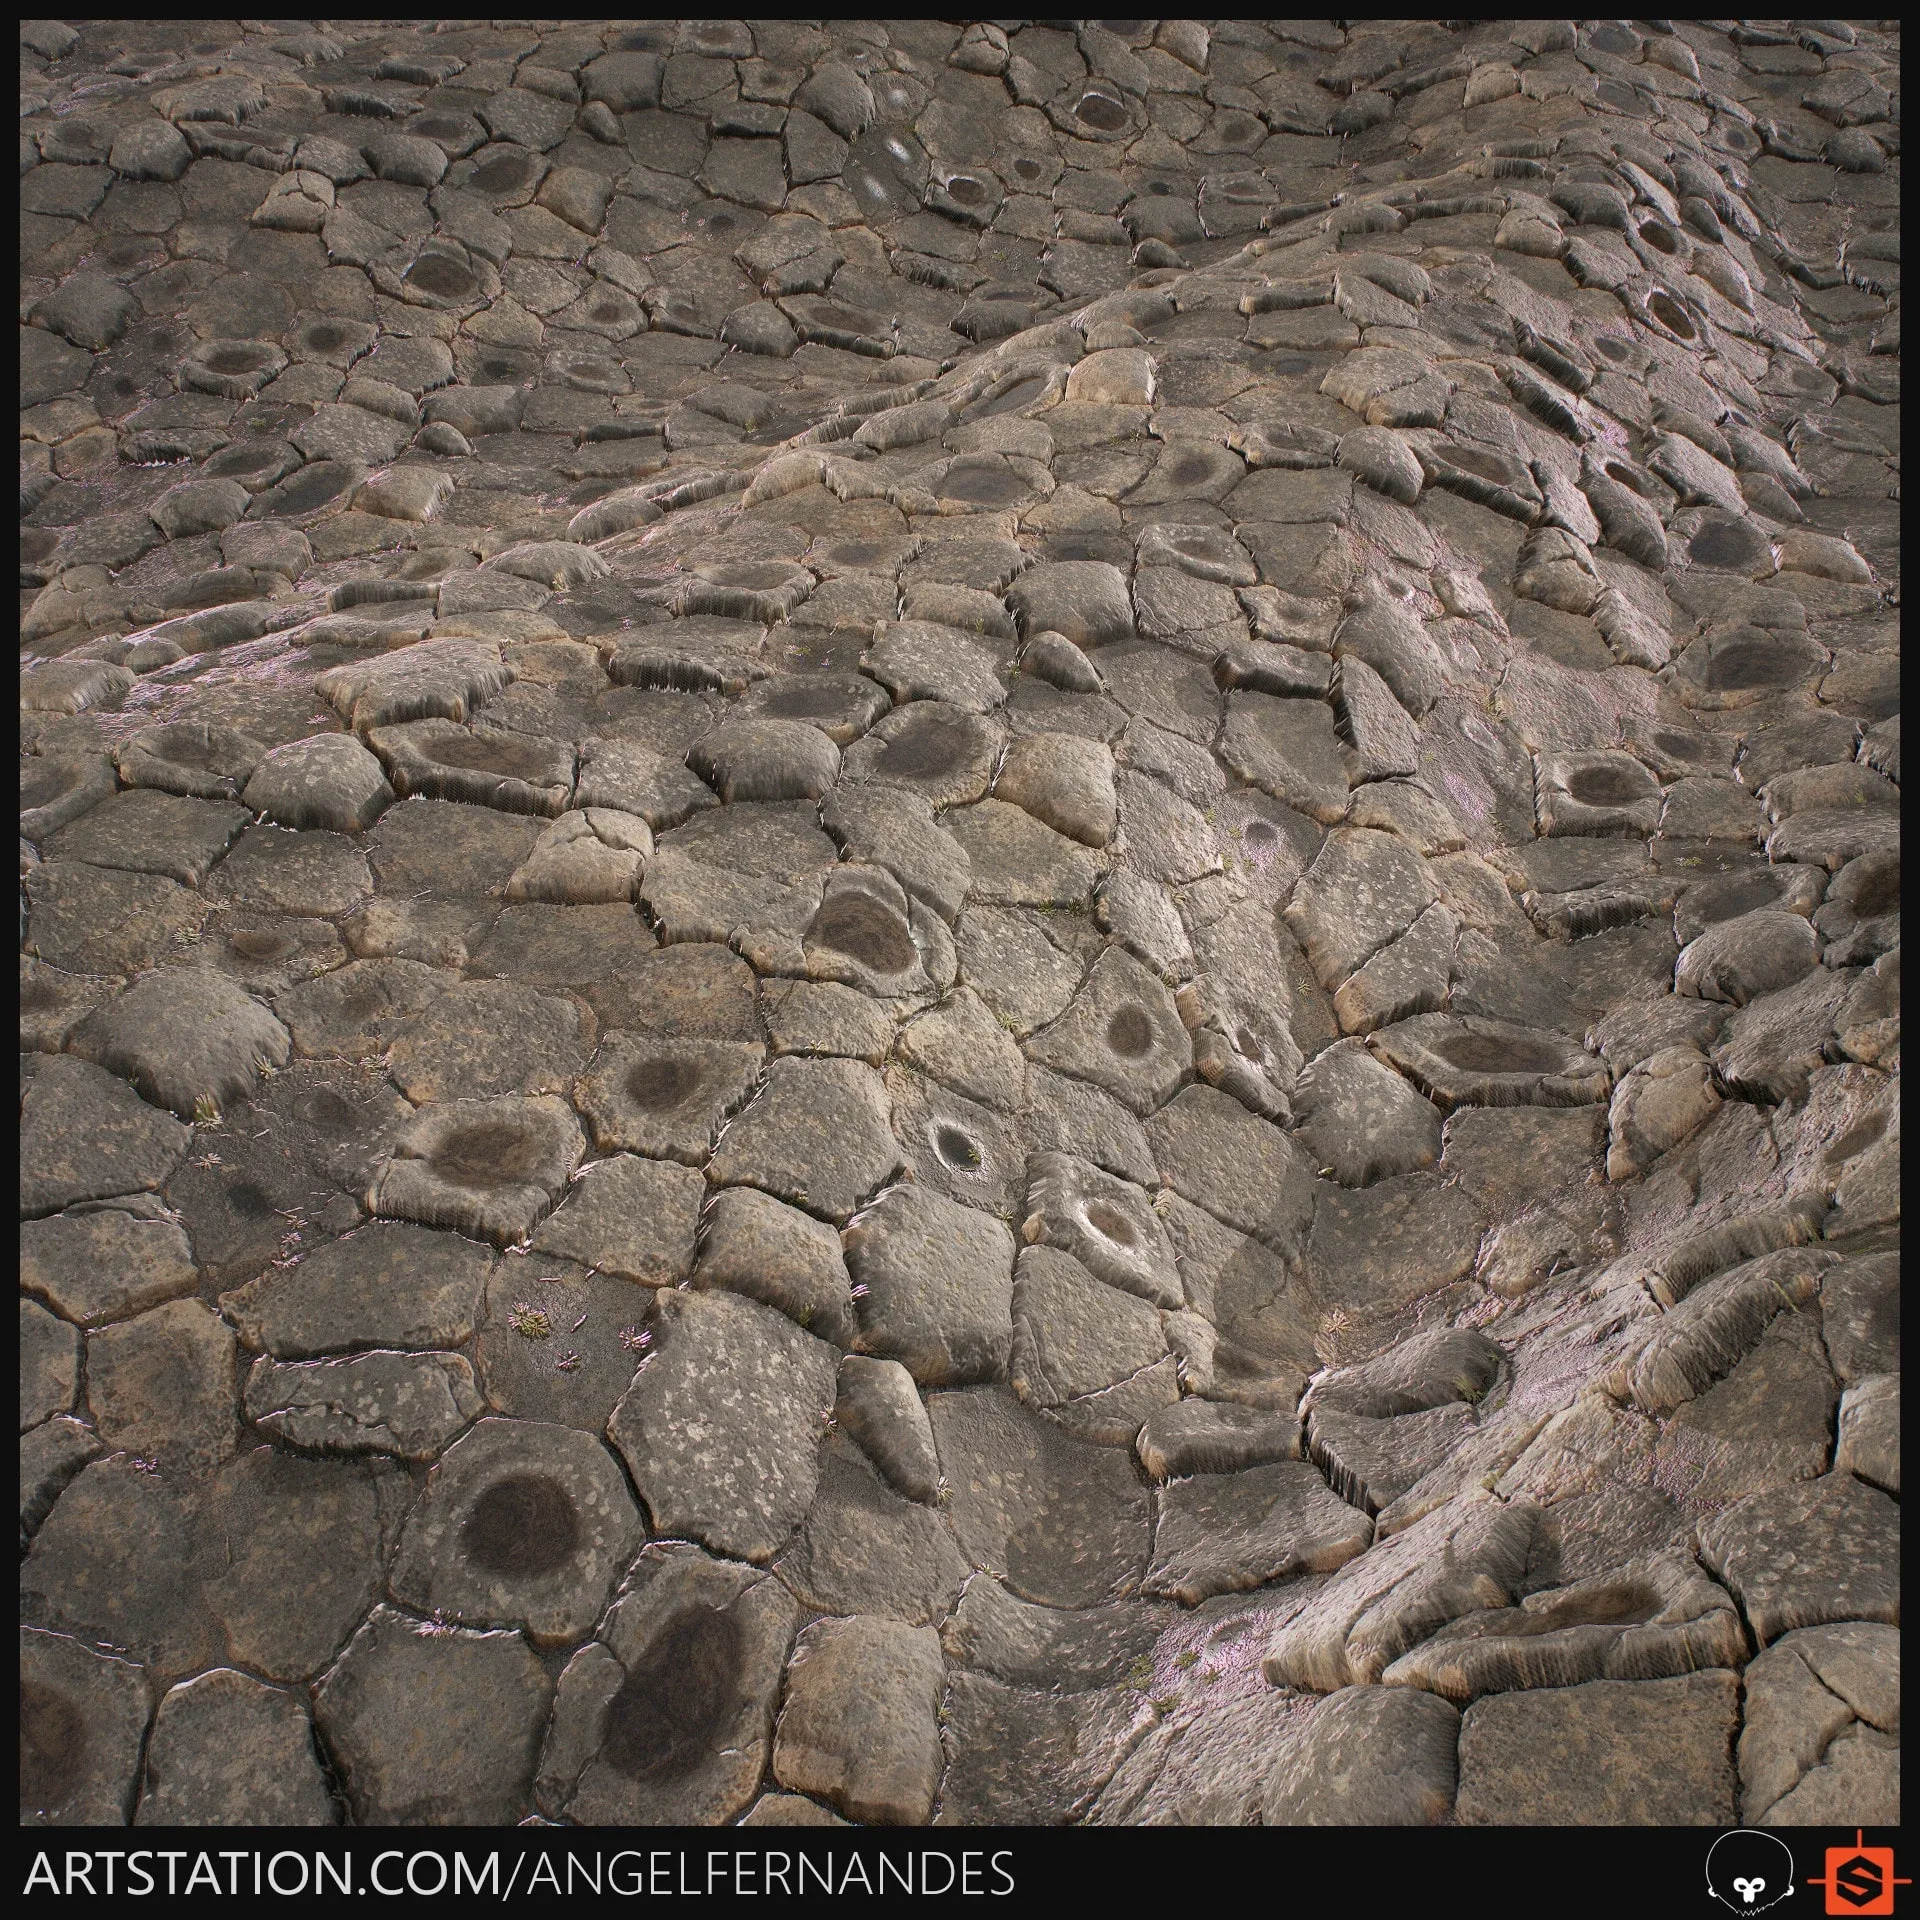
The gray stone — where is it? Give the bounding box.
[1219,692,1350,824]
[46,788,249,887]
[937,1673,1159,1825]
[1700,1473,1901,1645]
[316,1604,551,1825]
[995,730,1118,848]
[22,1058,191,1219]
[368,1095,586,1246]
[1026,945,1189,1115]
[941,1571,1169,1692]
[841,701,999,809]
[1264,1492,1538,1692]
[834,1353,941,1503]
[220,1223,491,1357]
[897,988,1029,1110]
[692,1186,857,1346]
[1011,1243,1171,1434]
[954,906,1084,1037]
[22,1458,224,1678]
[821,782,973,921]
[707,1056,903,1222]
[25,863,206,978]
[71,971,291,1121]
[1836,1373,1898,1496]
[389,1417,645,1644]
[1263,1685,1460,1825]
[946,797,1105,907]
[529,1154,704,1286]
[245,1349,484,1460]
[1821,1252,1899,1384]
[1740,1621,1901,1823]
[1284,827,1436,991]
[88,1300,238,1476]
[775,1439,969,1625]
[610,1287,838,1564]
[1382,1550,1747,1703]
[22,1204,196,1328]
[136,1669,334,1827]
[471,1257,644,1436]
[1370,1013,1611,1110]
[931,1386,1151,1608]
[20,1297,80,1431]
[201,1447,397,1682]
[576,1035,764,1164]
[20,1628,150,1827]
[1296,1039,1443,1186]
[845,1186,1017,1387]
[1150,1085,1318,1259]
[773,1616,945,1826]
[1146,1461,1372,1606]
[539,1542,795,1825]
[205,825,371,918]
[1021,1150,1182,1308]
[1456,1672,1740,1825]
[1137,1400,1302,1481]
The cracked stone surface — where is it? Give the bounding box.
[16,15,1902,1833]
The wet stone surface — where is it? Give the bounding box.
[16,14,1903,1832]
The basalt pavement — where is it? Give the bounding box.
[18,18,1901,1829]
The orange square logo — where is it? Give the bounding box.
[1810,1837,1907,1916]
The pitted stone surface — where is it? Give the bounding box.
[17,13,1903,1832]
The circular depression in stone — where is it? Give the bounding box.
[430,1121,546,1191]
[1166,451,1219,488]
[471,152,538,196]
[1638,220,1678,254]
[599,1607,743,1781]
[1693,875,1785,924]
[624,1055,705,1111]
[460,1474,581,1578]
[875,709,974,782]
[202,343,278,377]
[1706,636,1798,692]
[227,1180,277,1222]
[810,892,917,974]
[1106,1005,1156,1058]
[932,1123,984,1172]
[941,462,1028,506]
[406,254,477,300]
[1074,89,1130,131]
[1564,763,1653,808]
[944,173,989,206]
[297,320,350,355]
[1083,1199,1139,1248]
[227,927,298,963]
[1433,1032,1568,1075]
[294,1088,360,1133]
[756,680,853,722]
[1647,291,1695,339]
[1688,519,1768,570]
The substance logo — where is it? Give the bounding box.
[1809,1836,1908,1916]
[1706,1833,1797,1913]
